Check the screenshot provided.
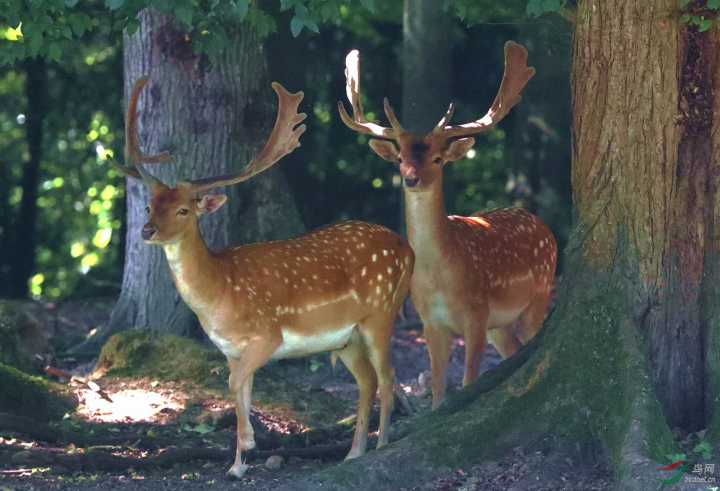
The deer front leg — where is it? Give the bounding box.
[424,324,451,409]
[226,338,281,479]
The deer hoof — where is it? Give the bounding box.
[226,461,250,480]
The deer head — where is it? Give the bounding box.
[338,42,535,191]
[110,76,306,245]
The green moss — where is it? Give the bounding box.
[0,363,75,420]
[94,331,352,428]
[94,331,226,383]
[0,301,52,373]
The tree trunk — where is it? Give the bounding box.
[400,0,453,235]
[7,58,46,299]
[75,10,304,354]
[265,2,720,490]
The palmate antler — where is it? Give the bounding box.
[338,41,535,140]
[114,78,306,192]
[188,83,307,192]
[109,76,173,186]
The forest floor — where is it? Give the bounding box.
[0,297,616,490]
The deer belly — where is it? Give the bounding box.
[487,304,527,328]
[206,328,246,359]
[270,325,356,360]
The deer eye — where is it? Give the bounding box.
[433,157,442,164]
[397,156,403,164]
[177,209,189,216]
[145,206,150,213]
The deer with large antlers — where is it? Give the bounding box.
[339,42,557,408]
[112,76,414,478]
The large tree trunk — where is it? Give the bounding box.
[75,10,304,354]
[6,58,46,299]
[265,2,720,490]
[399,0,453,236]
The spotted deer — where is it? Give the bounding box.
[338,42,557,408]
[111,76,414,478]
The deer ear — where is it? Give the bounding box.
[445,138,476,162]
[197,194,227,215]
[369,139,400,162]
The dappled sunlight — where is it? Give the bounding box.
[75,384,187,424]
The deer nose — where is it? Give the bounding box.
[404,177,420,187]
[141,225,156,240]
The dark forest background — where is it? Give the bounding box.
[0,1,572,302]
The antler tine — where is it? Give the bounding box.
[432,103,455,133]
[109,76,173,187]
[337,50,400,139]
[382,98,404,135]
[189,83,307,192]
[438,41,536,139]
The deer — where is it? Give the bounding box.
[110,76,415,479]
[338,41,557,409]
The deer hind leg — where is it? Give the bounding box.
[358,314,395,449]
[337,331,378,460]
[462,310,490,387]
[424,324,452,409]
[487,323,523,359]
[516,292,551,344]
[226,338,281,479]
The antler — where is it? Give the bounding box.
[188,83,306,192]
[432,41,535,138]
[109,76,173,186]
[337,50,403,139]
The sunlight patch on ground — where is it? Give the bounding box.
[75,386,187,423]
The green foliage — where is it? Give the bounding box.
[667,452,687,462]
[694,441,713,459]
[680,0,720,32]
[0,362,76,420]
[526,0,568,17]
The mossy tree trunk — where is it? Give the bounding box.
[76,10,304,354]
[268,2,720,490]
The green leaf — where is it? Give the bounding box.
[682,13,692,21]
[105,0,124,10]
[710,0,720,9]
[699,18,713,31]
[305,20,319,33]
[290,16,303,37]
[542,0,561,11]
[691,15,702,24]
[174,7,192,25]
[680,0,692,6]
[65,0,79,6]
[126,19,140,35]
[280,0,297,10]
[295,2,310,20]
[60,25,72,38]
[48,42,61,61]
[359,0,374,12]
[234,0,248,21]
[526,0,544,16]
[27,0,44,6]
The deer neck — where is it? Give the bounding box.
[404,181,452,265]
[162,231,221,314]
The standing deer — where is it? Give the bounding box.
[338,42,557,408]
[111,76,414,478]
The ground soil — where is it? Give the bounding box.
[0,297,615,490]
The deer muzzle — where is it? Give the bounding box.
[141,225,156,240]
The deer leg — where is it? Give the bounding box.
[423,324,452,409]
[517,293,551,344]
[462,321,489,387]
[337,333,378,460]
[487,324,523,359]
[226,338,280,479]
[358,315,395,448]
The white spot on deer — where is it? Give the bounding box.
[234,286,241,291]
[372,254,377,262]
[387,267,392,274]
[225,276,231,283]
[388,283,393,292]
[376,286,381,295]
[383,250,388,256]
[361,267,367,277]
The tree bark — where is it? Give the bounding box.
[400,0,453,235]
[263,2,720,490]
[75,10,304,354]
[7,58,46,299]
